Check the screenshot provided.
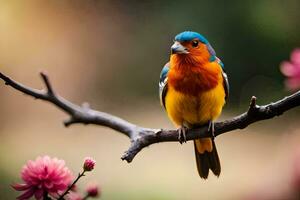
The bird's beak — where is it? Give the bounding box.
[171,41,189,54]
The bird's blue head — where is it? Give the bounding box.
[171,31,217,63]
[175,31,209,44]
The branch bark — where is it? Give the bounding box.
[1,72,300,162]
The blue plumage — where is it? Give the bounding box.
[159,63,170,108]
[175,31,209,44]
[159,64,169,84]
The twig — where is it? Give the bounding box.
[1,72,300,162]
[57,171,85,200]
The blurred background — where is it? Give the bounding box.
[0,0,300,199]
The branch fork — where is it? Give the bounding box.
[1,72,300,163]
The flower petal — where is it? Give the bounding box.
[16,188,36,200]
[285,78,300,91]
[280,61,297,77]
[34,189,44,200]
[11,183,30,191]
[291,48,300,65]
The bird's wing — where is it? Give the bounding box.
[216,57,229,100]
[159,62,170,109]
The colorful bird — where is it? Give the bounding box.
[159,31,229,179]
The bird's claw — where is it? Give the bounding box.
[208,120,215,139]
[178,126,187,144]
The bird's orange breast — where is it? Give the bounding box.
[168,56,221,96]
[165,59,225,127]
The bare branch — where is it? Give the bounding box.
[249,96,257,112]
[40,71,55,96]
[1,72,300,163]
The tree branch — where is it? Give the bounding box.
[1,72,300,162]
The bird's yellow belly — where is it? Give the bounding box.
[165,84,225,127]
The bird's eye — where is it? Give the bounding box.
[191,40,199,48]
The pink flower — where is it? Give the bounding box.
[83,157,96,172]
[280,48,300,91]
[67,192,83,200]
[12,156,73,200]
[86,183,100,198]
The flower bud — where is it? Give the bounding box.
[86,183,100,198]
[83,157,96,172]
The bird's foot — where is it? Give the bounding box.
[178,126,187,144]
[208,120,215,139]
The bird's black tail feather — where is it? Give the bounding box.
[194,139,221,179]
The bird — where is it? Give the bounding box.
[159,31,229,179]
